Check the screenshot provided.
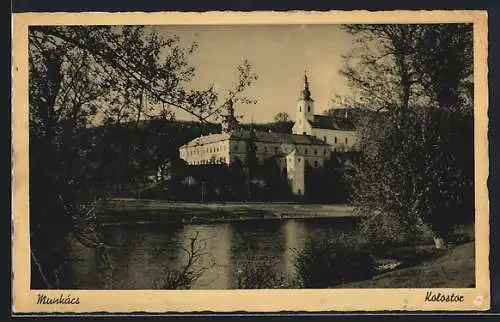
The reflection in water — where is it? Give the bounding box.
[178,224,233,289]
[65,218,356,289]
[282,220,307,278]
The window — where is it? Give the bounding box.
[265,146,268,153]
[334,137,338,143]
[275,147,278,153]
[298,158,301,162]
[314,160,318,167]
[303,132,306,135]
[299,106,301,112]
[305,148,308,155]
[323,136,326,142]
[307,106,310,112]
[345,137,348,144]
[323,149,326,155]
[314,149,317,155]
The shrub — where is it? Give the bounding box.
[233,253,289,289]
[293,233,376,288]
[357,211,435,247]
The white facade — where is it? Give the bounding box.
[285,149,305,196]
[309,128,358,152]
[179,135,231,165]
[179,132,330,169]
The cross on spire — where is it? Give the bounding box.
[301,70,312,101]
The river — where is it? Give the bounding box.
[64,217,358,289]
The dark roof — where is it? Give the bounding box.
[181,129,329,148]
[308,114,355,131]
[245,129,329,146]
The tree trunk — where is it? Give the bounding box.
[433,235,447,249]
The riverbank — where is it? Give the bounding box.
[339,241,475,288]
[99,198,356,225]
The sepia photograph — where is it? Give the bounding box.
[12,10,490,312]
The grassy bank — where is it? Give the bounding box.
[99,198,355,225]
[339,241,475,288]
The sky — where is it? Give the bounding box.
[154,24,354,123]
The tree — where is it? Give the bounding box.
[273,112,290,123]
[272,112,293,133]
[234,252,288,289]
[28,25,258,288]
[244,128,259,200]
[339,24,474,248]
[337,24,424,111]
[155,231,216,289]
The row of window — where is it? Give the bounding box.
[185,144,228,157]
[188,155,324,168]
[281,157,323,168]
[235,144,327,156]
[183,134,355,158]
[291,158,321,167]
[185,143,330,157]
[320,136,348,145]
[189,156,227,165]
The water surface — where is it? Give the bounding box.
[65,217,357,289]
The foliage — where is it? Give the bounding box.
[28,25,257,288]
[234,253,289,289]
[293,233,376,288]
[304,154,357,204]
[338,24,474,246]
[336,24,473,112]
[351,108,474,243]
[274,112,290,123]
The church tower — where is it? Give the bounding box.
[221,98,239,133]
[293,71,315,135]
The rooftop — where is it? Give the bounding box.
[181,129,330,148]
[308,113,356,131]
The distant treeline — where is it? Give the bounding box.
[79,118,295,197]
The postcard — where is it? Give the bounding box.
[11,10,490,313]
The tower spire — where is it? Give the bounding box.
[222,94,239,133]
[301,70,312,101]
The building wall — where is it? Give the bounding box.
[180,140,230,165]
[286,151,305,196]
[181,137,333,169]
[311,128,358,152]
[293,99,314,135]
